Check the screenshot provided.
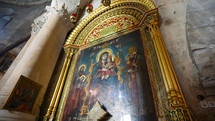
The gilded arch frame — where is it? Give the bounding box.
[44,0,192,121]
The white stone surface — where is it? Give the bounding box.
[187,0,215,84]
[0,109,36,121]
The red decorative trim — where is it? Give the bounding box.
[72,13,77,17]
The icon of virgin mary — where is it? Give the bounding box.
[93,51,117,80]
[88,48,119,110]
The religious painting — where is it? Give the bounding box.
[3,75,42,114]
[63,30,157,121]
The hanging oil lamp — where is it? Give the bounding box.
[86,4,93,13]
[101,0,111,6]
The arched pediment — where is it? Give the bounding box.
[64,0,157,50]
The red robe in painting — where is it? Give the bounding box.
[95,59,117,80]
[66,71,85,116]
[127,61,139,105]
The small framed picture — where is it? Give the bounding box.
[3,75,42,114]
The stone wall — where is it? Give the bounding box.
[0,2,50,55]
[153,0,215,120]
[187,0,215,96]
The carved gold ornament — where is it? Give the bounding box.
[70,13,78,22]
[102,0,111,6]
[86,4,93,13]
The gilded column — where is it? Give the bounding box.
[55,50,80,120]
[44,52,71,120]
[44,48,78,121]
[144,14,192,121]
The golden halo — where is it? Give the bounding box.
[96,48,114,62]
[78,64,86,72]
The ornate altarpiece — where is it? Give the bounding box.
[44,0,192,121]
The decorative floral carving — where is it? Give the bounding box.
[31,3,74,35]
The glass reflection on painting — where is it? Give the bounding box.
[63,30,157,121]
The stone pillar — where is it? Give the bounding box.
[0,5,73,120]
[0,35,36,89]
[145,16,192,120]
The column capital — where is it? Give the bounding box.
[142,9,159,28]
[145,18,158,29]
[64,46,79,55]
[31,4,74,35]
[48,5,74,27]
[46,4,68,17]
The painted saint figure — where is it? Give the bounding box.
[126,46,139,105]
[64,65,87,120]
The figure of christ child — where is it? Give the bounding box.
[102,55,117,80]
[94,52,117,80]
